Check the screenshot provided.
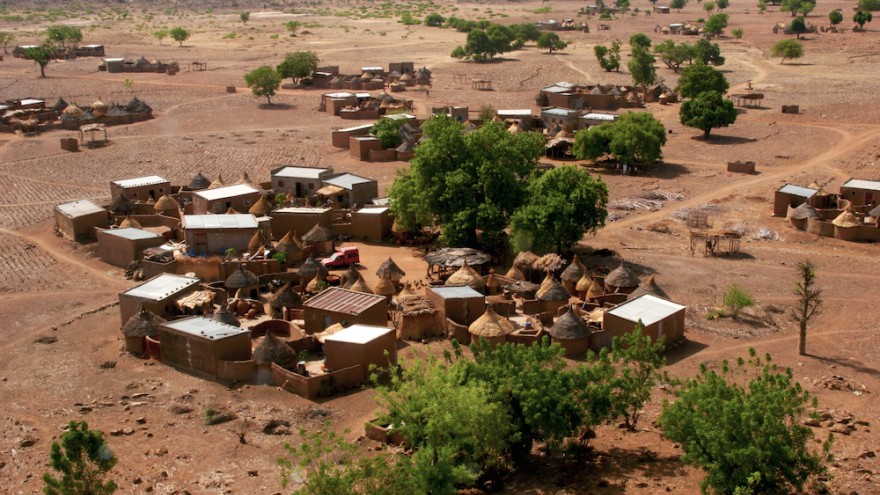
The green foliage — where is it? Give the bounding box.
[43,421,117,495]
[854,9,873,28]
[859,0,880,11]
[46,25,82,47]
[671,0,688,11]
[0,32,13,54]
[452,24,517,62]
[510,166,608,253]
[722,284,754,318]
[758,0,768,13]
[277,51,319,83]
[510,23,542,42]
[629,32,652,48]
[573,111,667,166]
[202,406,236,425]
[771,38,804,63]
[284,20,301,36]
[537,32,568,53]
[272,251,287,265]
[628,45,657,92]
[793,260,822,356]
[153,29,169,44]
[477,104,496,121]
[790,16,808,38]
[240,11,250,23]
[828,10,843,25]
[170,26,190,46]
[24,43,55,78]
[677,64,729,98]
[654,39,695,72]
[610,324,667,429]
[732,27,744,38]
[399,12,421,25]
[660,351,830,495]
[703,1,716,12]
[371,117,405,148]
[680,90,737,138]
[716,0,730,10]
[244,65,282,104]
[533,6,552,14]
[704,13,729,35]
[782,0,815,16]
[693,38,725,65]
[424,12,445,26]
[594,40,622,71]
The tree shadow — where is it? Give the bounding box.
[697,134,757,145]
[782,62,814,66]
[258,103,295,110]
[600,446,689,479]
[665,339,709,365]
[804,354,880,379]
[714,251,756,260]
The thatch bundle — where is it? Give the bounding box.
[534,253,564,273]
[302,224,334,243]
[121,306,165,337]
[154,194,178,212]
[513,251,539,270]
[248,194,273,216]
[212,305,240,327]
[226,264,259,289]
[377,257,406,280]
[469,306,515,338]
[605,261,639,289]
[298,256,328,280]
[373,275,396,297]
[536,275,570,302]
[505,265,525,281]
[560,255,585,283]
[445,261,485,290]
[626,275,670,301]
[788,203,821,220]
[253,332,297,367]
[119,216,143,229]
[247,230,268,254]
[269,283,302,310]
[549,306,590,340]
[349,277,374,294]
[586,277,605,300]
[832,209,860,228]
[226,207,241,215]
[424,247,491,268]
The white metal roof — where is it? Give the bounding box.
[162,316,248,341]
[606,294,685,326]
[20,99,44,106]
[430,286,484,299]
[352,136,380,141]
[842,179,880,192]
[82,44,103,48]
[324,173,373,190]
[582,113,618,121]
[355,92,371,99]
[543,107,579,117]
[101,227,161,241]
[361,66,383,71]
[123,273,200,301]
[325,92,354,98]
[193,184,259,201]
[358,206,389,215]
[372,197,390,206]
[778,184,817,198]
[182,214,258,229]
[335,124,375,133]
[497,109,533,117]
[382,113,416,121]
[325,324,393,345]
[56,199,105,218]
[273,166,331,179]
[542,82,575,93]
[104,57,124,62]
[274,207,332,215]
[112,175,169,189]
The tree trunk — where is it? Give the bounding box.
[39,64,46,78]
[798,322,807,355]
[266,95,272,105]
[703,128,711,138]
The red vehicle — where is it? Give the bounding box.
[321,246,360,268]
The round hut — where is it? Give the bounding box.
[252,332,298,384]
[154,194,179,216]
[505,265,525,281]
[269,283,303,319]
[468,305,515,347]
[225,264,259,298]
[301,224,335,255]
[535,274,570,314]
[298,256,328,285]
[188,171,211,191]
[349,276,374,294]
[121,306,165,356]
[832,209,860,241]
[787,202,821,231]
[626,275,670,302]
[377,257,406,286]
[373,275,396,300]
[306,271,328,294]
[91,98,108,117]
[560,255,585,294]
[275,231,303,264]
[604,261,640,294]
[586,276,605,302]
[247,230,269,255]
[485,270,499,296]
[445,261,485,292]
[549,306,591,358]
[212,305,241,327]
[513,251,539,279]
[119,215,143,229]
[208,173,225,190]
[248,194,274,217]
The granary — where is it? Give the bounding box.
[540,107,580,130]
[839,178,880,208]
[604,261,640,294]
[468,305,515,347]
[773,183,818,217]
[427,286,486,326]
[323,324,397,373]
[549,306,592,358]
[97,227,165,268]
[301,224,335,255]
[182,214,259,256]
[298,255,329,285]
[54,199,110,241]
[188,171,212,191]
[321,173,379,208]
[118,273,201,324]
[252,332,298,384]
[270,207,333,241]
[535,274,571,314]
[560,255,585,294]
[153,194,180,217]
[303,287,389,334]
[271,166,333,196]
[110,175,170,202]
[156,316,251,378]
[192,184,262,214]
[225,264,260,299]
[121,306,165,356]
[445,261,485,292]
[831,209,862,241]
[626,275,670,302]
[603,294,686,345]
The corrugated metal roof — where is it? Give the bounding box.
[361,66,383,71]
[582,113,617,121]
[102,227,161,241]
[358,207,389,215]
[193,184,259,201]
[842,179,880,192]
[383,113,416,121]
[324,173,373,190]
[606,294,685,326]
[304,287,387,315]
[123,273,200,301]
[273,166,331,179]
[324,324,393,344]
[335,124,375,132]
[20,99,44,106]
[430,286,484,299]
[182,214,258,229]
[162,316,248,341]
[325,92,354,98]
[778,184,817,198]
[542,107,579,117]
[497,109,533,117]
[274,207,331,215]
[56,199,105,218]
[112,175,169,188]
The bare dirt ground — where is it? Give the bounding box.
[1,1,879,493]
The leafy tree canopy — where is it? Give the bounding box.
[276,50,319,83]
[537,32,568,53]
[629,32,652,48]
[594,40,622,72]
[677,64,729,98]
[424,12,445,27]
[790,16,808,38]
[371,116,406,149]
[628,44,657,92]
[43,421,117,495]
[781,0,816,16]
[244,65,282,104]
[693,38,725,65]
[704,13,729,35]
[654,40,695,72]
[854,9,873,28]
[828,9,843,25]
[573,111,667,166]
[46,25,82,47]
[24,43,55,78]
[771,38,804,63]
[671,0,688,11]
[679,90,737,138]
[170,26,190,46]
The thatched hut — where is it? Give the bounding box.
[121,306,165,356]
[485,271,499,295]
[275,231,303,263]
[534,253,564,273]
[604,261,639,294]
[109,193,136,215]
[119,215,143,229]
[306,271,328,294]
[342,264,362,289]
[225,264,259,298]
[154,194,178,215]
[189,171,211,191]
[560,255,585,294]
[349,276,374,294]
[269,283,303,319]
[575,268,593,300]
[513,251,539,271]
[536,275,570,313]
[248,194,274,217]
[396,296,439,340]
[505,265,525,281]
[549,306,591,358]
[208,174,226,190]
[253,332,298,384]
[586,277,605,302]
[468,305,515,346]
[212,305,240,327]
[247,230,269,255]
[376,257,406,284]
[787,202,821,231]
[298,256,328,284]
[373,275,396,299]
[445,261,485,292]
[301,224,335,255]
[626,275,669,302]
[832,209,861,241]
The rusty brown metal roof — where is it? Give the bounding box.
[304,287,387,315]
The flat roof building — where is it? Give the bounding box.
[182,214,260,256]
[97,227,165,269]
[54,199,110,241]
[192,184,262,214]
[427,286,486,326]
[110,175,170,202]
[322,173,379,208]
[118,273,201,324]
[303,287,388,334]
[270,166,333,196]
[603,294,685,344]
[324,324,397,372]
[157,316,251,378]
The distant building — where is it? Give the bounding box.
[192,184,262,214]
[118,273,201,324]
[321,173,379,208]
[157,316,251,378]
[110,175,170,202]
[303,287,388,334]
[54,199,110,241]
[96,227,165,268]
[182,214,259,256]
[579,112,618,129]
[773,184,818,217]
[270,166,333,196]
[540,107,581,130]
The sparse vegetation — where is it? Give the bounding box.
[276,51,319,84]
[24,44,55,78]
[594,41,622,72]
[772,38,804,63]
[43,421,117,495]
[170,26,190,46]
[793,261,822,356]
[723,284,755,319]
[244,65,282,105]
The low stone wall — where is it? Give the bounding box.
[272,363,365,400]
[217,360,256,381]
[368,149,398,162]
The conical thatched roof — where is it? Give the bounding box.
[342,264,362,289]
[373,275,396,296]
[269,283,303,309]
[226,207,242,215]
[561,255,585,283]
[586,277,605,299]
[248,230,268,254]
[208,173,225,189]
[275,231,302,254]
[248,194,273,216]
[306,272,326,293]
[808,181,830,196]
[226,264,259,289]
[349,276,374,294]
[154,194,177,212]
[550,306,590,340]
[109,193,135,214]
[376,258,406,279]
[536,275,570,302]
[397,282,418,302]
[301,224,334,243]
[605,261,639,289]
[513,251,539,270]
[485,271,498,289]
[240,171,261,189]
[121,306,165,337]
[53,97,69,113]
[253,332,297,367]
[445,261,485,290]
[537,271,555,294]
[627,275,670,301]
[505,265,525,281]
[298,256,328,280]
[832,209,860,228]
[212,305,240,327]
[469,306,515,338]
[119,216,142,229]
[788,202,821,220]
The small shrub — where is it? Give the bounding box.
[723,284,754,319]
[203,407,236,425]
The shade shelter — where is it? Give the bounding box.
[323,324,397,372]
[549,305,591,358]
[603,294,685,345]
[468,306,515,346]
[121,306,165,356]
[157,316,251,378]
[302,287,388,334]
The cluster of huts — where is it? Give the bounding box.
[0,97,152,135]
[319,91,413,120]
[99,56,182,75]
[776,179,880,242]
[537,81,677,111]
[307,62,432,92]
[13,44,105,59]
[330,113,421,162]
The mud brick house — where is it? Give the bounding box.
[192,184,262,214]
[110,175,170,202]
[331,124,374,149]
[541,107,581,130]
[427,286,486,326]
[603,294,685,344]
[303,287,388,334]
[97,227,165,268]
[182,214,259,256]
[54,199,110,241]
[118,273,201,324]
[839,179,880,208]
[271,166,333,197]
[270,207,333,240]
[773,184,818,217]
[323,324,397,372]
[156,316,251,378]
[321,173,379,208]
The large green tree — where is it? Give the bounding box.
[789,16,808,38]
[660,350,830,495]
[782,0,815,16]
[43,421,117,495]
[244,65,282,104]
[771,39,804,64]
[854,9,873,28]
[628,45,657,95]
[510,166,608,253]
[680,90,737,138]
[671,0,688,11]
[46,25,82,48]
[704,13,729,36]
[537,32,568,53]
[276,50,319,84]
[573,112,667,167]
[170,26,190,47]
[677,64,729,98]
[594,41,622,72]
[828,10,843,25]
[451,24,515,62]
[24,44,55,78]
[654,40,695,72]
[693,38,725,66]
[371,116,406,148]
[389,115,543,247]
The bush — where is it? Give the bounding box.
[44,421,117,495]
[202,406,236,425]
[723,284,754,319]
